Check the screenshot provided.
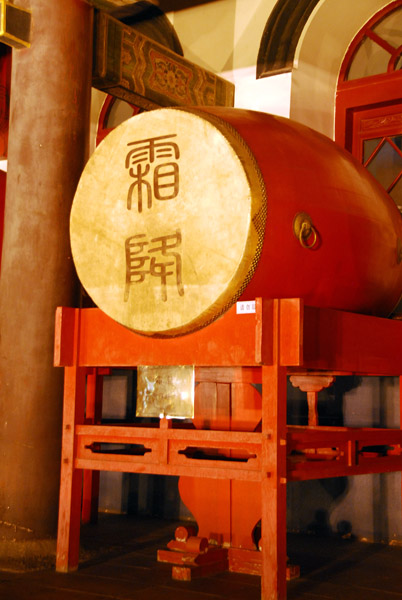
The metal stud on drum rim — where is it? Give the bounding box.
[70,107,267,337]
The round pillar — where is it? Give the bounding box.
[0,0,93,554]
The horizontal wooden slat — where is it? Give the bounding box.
[287,425,402,480]
[288,456,402,481]
[75,424,263,444]
[75,423,263,478]
[55,299,402,374]
[93,11,234,109]
[300,306,402,374]
[75,457,263,480]
[54,301,271,367]
[53,307,78,367]
[278,301,402,373]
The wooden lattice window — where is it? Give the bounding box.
[336,1,402,212]
[341,2,402,81]
[354,104,402,211]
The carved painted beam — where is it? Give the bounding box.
[87,0,158,12]
[92,10,234,109]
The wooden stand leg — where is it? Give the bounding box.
[56,365,86,572]
[261,355,288,600]
[81,470,100,525]
[400,376,402,534]
[81,369,103,524]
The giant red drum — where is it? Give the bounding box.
[70,107,402,336]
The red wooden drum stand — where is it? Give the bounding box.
[54,298,402,600]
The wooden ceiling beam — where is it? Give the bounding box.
[87,0,216,13]
[92,10,234,108]
[87,1,157,12]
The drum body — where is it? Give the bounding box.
[70,107,402,336]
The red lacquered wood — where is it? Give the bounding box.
[180,378,262,550]
[74,424,262,480]
[260,301,287,599]
[400,376,402,524]
[335,2,402,151]
[276,300,402,375]
[54,302,270,368]
[301,306,402,375]
[0,48,11,161]
[81,369,103,524]
[0,170,6,270]
[337,1,402,85]
[200,107,402,319]
[55,299,402,374]
[75,106,402,337]
[55,298,402,600]
[54,307,79,367]
[336,72,402,149]
[56,366,86,572]
[287,425,402,481]
[290,375,336,426]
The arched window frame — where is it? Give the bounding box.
[335,0,402,150]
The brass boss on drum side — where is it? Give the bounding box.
[70,107,402,336]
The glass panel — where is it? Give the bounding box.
[373,7,402,48]
[391,135,402,151]
[363,137,382,163]
[364,136,402,191]
[390,177,402,212]
[347,36,392,80]
[346,7,402,80]
[105,99,135,129]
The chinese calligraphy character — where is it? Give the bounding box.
[125,134,180,212]
[124,229,184,302]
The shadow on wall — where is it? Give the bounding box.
[98,369,193,521]
[98,371,402,543]
[287,376,402,543]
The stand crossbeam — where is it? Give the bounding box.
[54,298,402,600]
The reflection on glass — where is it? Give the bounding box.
[346,7,402,79]
[364,136,402,192]
[348,37,392,80]
[363,137,382,163]
[392,135,402,151]
[136,365,195,419]
[373,8,402,48]
[390,177,402,212]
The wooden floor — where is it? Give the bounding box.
[1,514,402,599]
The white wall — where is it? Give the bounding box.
[168,0,290,116]
[291,0,395,137]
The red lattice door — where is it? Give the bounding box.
[352,103,402,212]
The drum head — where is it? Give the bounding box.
[70,107,266,336]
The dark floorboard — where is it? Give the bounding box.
[0,514,402,599]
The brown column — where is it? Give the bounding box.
[0,0,93,556]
